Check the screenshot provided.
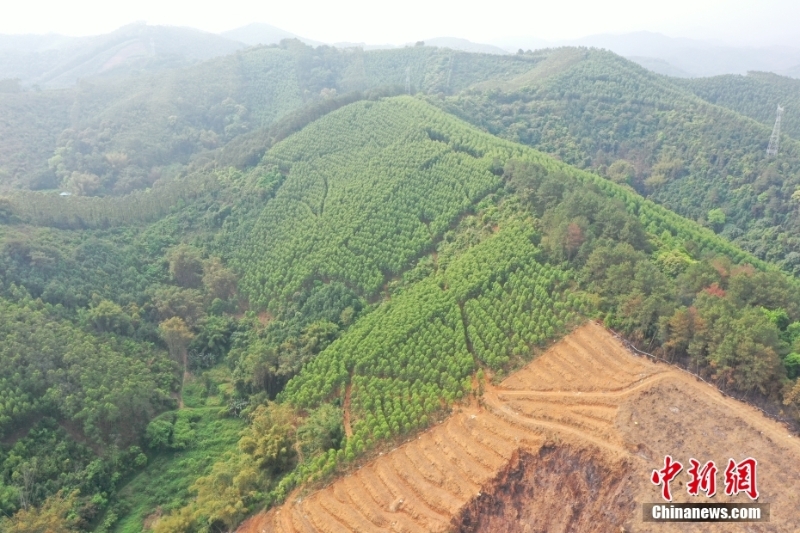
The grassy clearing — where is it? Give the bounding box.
[109,367,244,533]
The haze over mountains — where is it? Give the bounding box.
[220,23,324,48]
[0,23,244,88]
[2,22,800,89]
[555,32,800,78]
[454,31,800,78]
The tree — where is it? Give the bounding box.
[167,245,204,289]
[607,160,635,185]
[702,306,785,396]
[145,415,174,450]
[152,286,205,326]
[707,208,726,232]
[65,172,102,196]
[1,490,80,533]
[784,353,800,380]
[191,315,236,360]
[660,306,699,361]
[238,403,298,475]
[174,453,262,533]
[88,299,132,335]
[296,404,344,459]
[0,196,13,222]
[159,317,194,372]
[565,222,584,259]
[152,505,197,533]
[784,379,800,409]
[299,321,339,354]
[202,257,237,301]
[193,474,251,531]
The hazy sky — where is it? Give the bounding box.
[2,0,799,47]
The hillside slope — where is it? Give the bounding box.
[146,97,800,530]
[234,97,502,309]
[0,42,537,194]
[433,47,800,271]
[678,71,800,140]
[6,42,800,278]
[4,96,800,532]
[239,322,800,532]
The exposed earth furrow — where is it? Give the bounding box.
[238,321,800,533]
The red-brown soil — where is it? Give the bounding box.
[238,322,800,532]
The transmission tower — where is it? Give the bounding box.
[405,67,411,94]
[767,105,784,156]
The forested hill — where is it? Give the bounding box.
[431,47,800,272]
[0,40,537,194]
[4,96,800,532]
[159,97,800,531]
[7,41,800,273]
[677,71,800,140]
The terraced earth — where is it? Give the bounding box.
[238,322,800,532]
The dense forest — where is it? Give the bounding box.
[430,48,800,272]
[2,41,800,533]
[679,71,800,140]
[0,40,537,194]
[7,43,800,274]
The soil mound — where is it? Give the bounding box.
[238,322,800,532]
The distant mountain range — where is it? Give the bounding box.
[0,23,244,88]
[2,24,800,88]
[420,37,507,55]
[495,32,800,78]
[220,23,324,48]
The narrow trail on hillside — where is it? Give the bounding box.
[343,380,353,438]
[178,350,188,409]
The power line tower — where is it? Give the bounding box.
[405,67,411,94]
[767,105,784,156]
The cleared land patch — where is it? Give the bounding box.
[238,322,800,532]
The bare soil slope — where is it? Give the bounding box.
[239,322,800,533]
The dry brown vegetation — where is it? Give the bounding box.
[238,322,800,532]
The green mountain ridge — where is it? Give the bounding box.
[431,47,800,271]
[678,71,800,140]
[6,43,800,278]
[0,41,538,195]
